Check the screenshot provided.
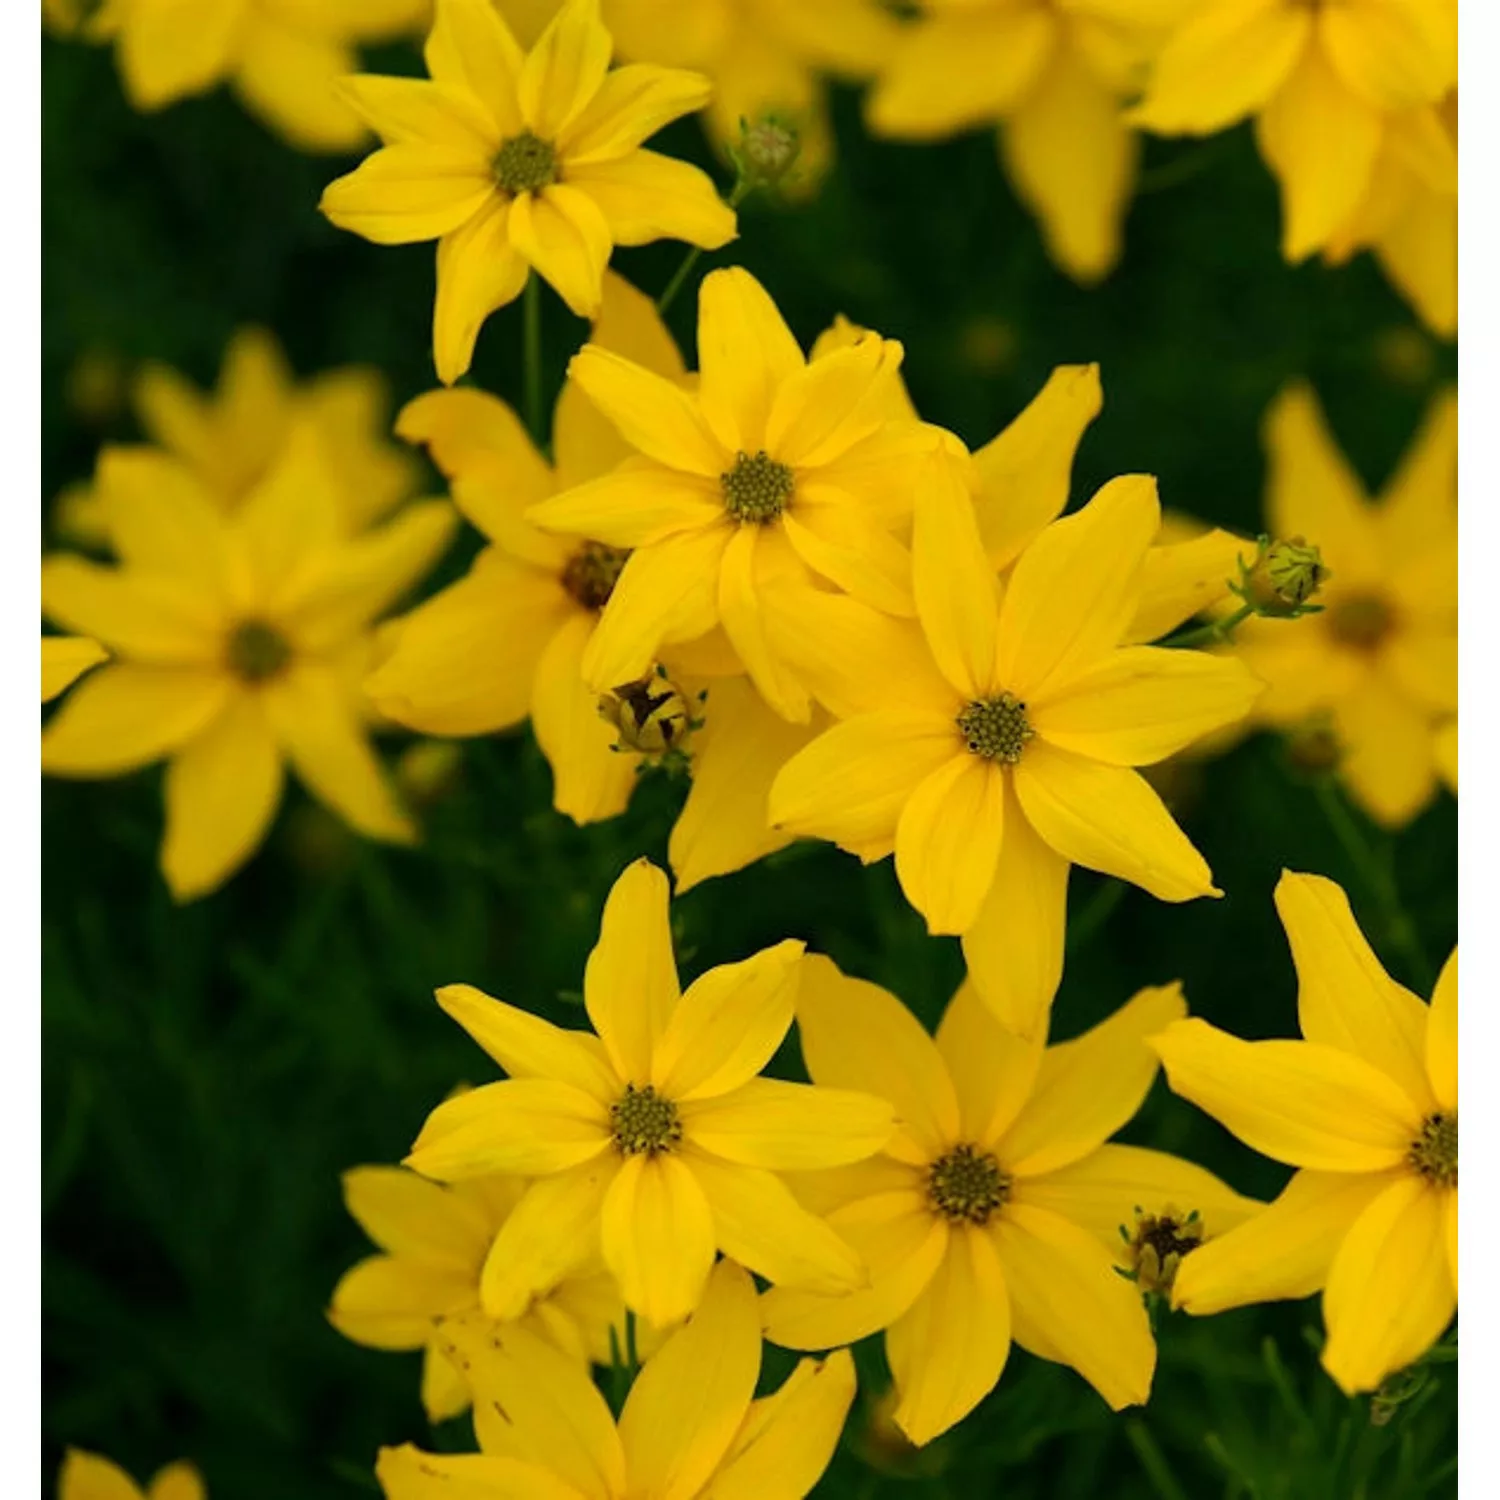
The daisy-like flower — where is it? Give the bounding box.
[769,449,1263,1036]
[41,424,455,900]
[377,1259,855,1500]
[404,858,894,1327]
[42,637,107,703]
[58,1450,204,1500]
[525,265,945,722]
[1152,871,1457,1395]
[330,1164,631,1422]
[320,0,737,385]
[762,959,1259,1445]
[70,0,433,153]
[1130,0,1456,265]
[1230,383,1456,828]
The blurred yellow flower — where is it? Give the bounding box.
[41,425,455,900]
[1131,0,1457,265]
[763,962,1258,1444]
[377,1259,855,1500]
[41,637,107,703]
[320,0,736,384]
[770,451,1262,1036]
[404,858,893,1327]
[58,1449,204,1500]
[75,0,432,152]
[1153,870,1457,1395]
[1433,716,1456,795]
[1231,383,1457,827]
[329,1164,630,1422]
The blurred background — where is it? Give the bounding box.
[42,21,1456,1500]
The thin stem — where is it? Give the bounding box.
[1126,1420,1191,1500]
[522,270,544,447]
[657,180,754,316]
[1159,602,1254,650]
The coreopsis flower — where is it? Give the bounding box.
[71,0,433,152]
[378,1259,855,1500]
[769,451,1263,1036]
[41,637,107,703]
[404,859,894,1327]
[320,0,736,386]
[329,1164,630,1421]
[762,960,1259,1445]
[863,2,1177,282]
[40,424,455,900]
[58,1450,204,1500]
[1131,0,1457,265]
[525,265,945,722]
[1152,871,1457,1395]
[1230,383,1456,827]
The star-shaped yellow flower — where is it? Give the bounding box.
[41,425,455,899]
[58,1450,204,1500]
[1153,870,1457,1395]
[320,0,736,385]
[405,859,895,1327]
[762,960,1259,1445]
[378,1259,856,1500]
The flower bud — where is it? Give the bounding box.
[1119,1205,1203,1297]
[731,114,802,192]
[1240,536,1328,615]
[597,670,697,758]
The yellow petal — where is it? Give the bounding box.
[328,1255,476,1350]
[337,74,498,152]
[425,0,526,138]
[1152,1018,1423,1171]
[1322,1175,1455,1393]
[1432,716,1458,795]
[41,637,108,703]
[319,145,495,246]
[1333,672,1439,828]
[374,1445,580,1500]
[779,494,914,620]
[1426,947,1456,1112]
[584,857,680,1082]
[682,1078,894,1170]
[41,556,220,665]
[230,423,344,604]
[531,461,723,549]
[518,0,612,139]
[1319,0,1454,110]
[58,1450,146,1500]
[510,186,612,319]
[433,198,530,384]
[112,0,238,108]
[1124,528,1255,644]
[406,1079,611,1179]
[341,1164,492,1266]
[566,151,738,251]
[935,977,1046,1146]
[717,525,812,722]
[695,267,803,455]
[147,1463,205,1500]
[895,753,1005,936]
[993,1201,1155,1409]
[419,1341,472,1425]
[765,336,907,471]
[561,63,713,162]
[133,362,219,485]
[1382,626,1457,714]
[232,17,365,156]
[600,1151,717,1326]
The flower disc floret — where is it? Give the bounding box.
[494,131,560,195]
[1407,1111,1457,1188]
[721,450,794,524]
[927,1143,1010,1225]
[956,692,1033,763]
[609,1083,683,1157]
[226,620,292,683]
[562,541,630,611]
[1327,593,1396,651]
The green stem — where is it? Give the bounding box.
[522,270,544,447]
[1126,1420,1191,1500]
[657,180,754,316]
[1159,602,1254,650]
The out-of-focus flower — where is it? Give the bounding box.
[1433,716,1456,795]
[42,637,107,703]
[1154,871,1457,1396]
[321,0,736,384]
[58,1449,204,1500]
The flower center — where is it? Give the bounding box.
[494,131,559,194]
[226,620,292,683]
[927,1144,1010,1224]
[562,541,630,611]
[957,693,1033,763]
[1122,1206,1203,1295]
[610,1084,682,1156]
[1407,1111,1457,1187]
[721,450,794,523]
[1327,592,1395,651]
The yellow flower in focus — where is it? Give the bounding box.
[320,0,736,385]
[1153,870,1457,1395]
[1131,0,1457,264]
[329,1164,631,1422]
[58,1449,204,1500]
[42,637,108,703]
[41,426,456,900]
[377,1259,856,1500]
[526,266,946,722]
[404,858,894,1327]
[763,961,1259,1444]
[1231,383,1456,827]
[76,0,432,152]
[770,451,1262,1036]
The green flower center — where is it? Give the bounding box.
[721,450,794,523]
[957,693,1033,763]
[1407,1111,1457,1187]
[1327,592,1395,651]
[494,131,559,194]
[226,620,292,683]
[927,1144,1010,1224]
[610,1084,682,1157]
[562,541,630,611]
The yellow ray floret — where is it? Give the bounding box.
[42,637,108,703]
[58,1449,205,1500]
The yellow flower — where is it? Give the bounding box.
[377,1259,856,1500]
[77,0,432,152]
[1131,0,1457,262]
[525,266,945,722]
[864,1,1179,282]
[1152,870,1457,1395]
[329,1164,631,1422]
[59,328,421,546]
[320,0,736,386]
[1231,382,1456,827]
[769,450,1262,1036]
[762,961,1259,1445]
[42,637,108,703]
[404,858,894,1327]
[40,425,456,900]
[58,1449,204,1500]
